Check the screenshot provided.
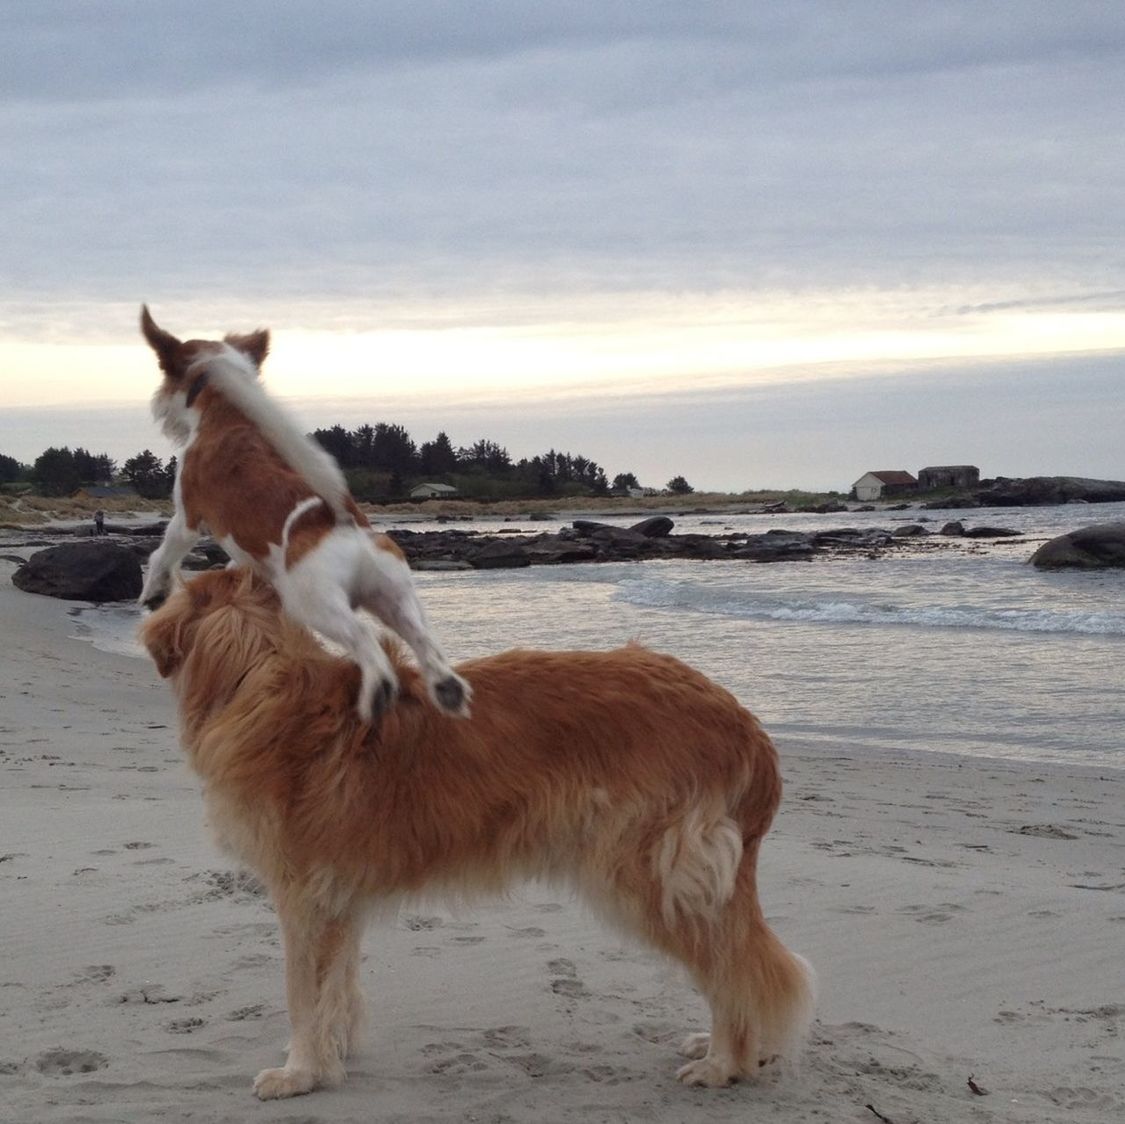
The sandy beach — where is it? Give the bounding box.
[2,564,1123,1124]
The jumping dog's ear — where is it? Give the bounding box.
[140,602,186,678]
[140,305,186,378]
[224,329,270,370]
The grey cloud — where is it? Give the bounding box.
[7,3,1125,103]
[945,291,1125,316]
[2,3,1125,324]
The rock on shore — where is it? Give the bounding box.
[12,542,142,602]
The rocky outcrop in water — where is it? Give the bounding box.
[1030,522,1125,569]
[977,477,1125,506]
[382,520,967,568]
[7,515,1029,592]
[939,521,1020,538]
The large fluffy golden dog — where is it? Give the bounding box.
[142,569,814,1100]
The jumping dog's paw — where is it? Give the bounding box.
[357,673,399,724]
[432,673,472,718]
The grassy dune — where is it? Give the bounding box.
[0,488,845,529]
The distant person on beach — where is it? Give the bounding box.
[93,509,105,535]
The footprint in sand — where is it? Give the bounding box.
[72,964,116,984]
[227,1003,266,1021]
[402,914,445,931]
[898,902,966,925]
[548,958,590,999]
[428,1051,491,1075]
[119,983,182,1005]
[1045,1086,1125,1112]
[34,1048,109,1076]
[632,1021,682,1045]
[480,1025,532,1050]
[506,925,547,938]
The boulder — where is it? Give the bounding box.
[468,540,532,569]
[571,521,652,558]
[892,524,929,537]
[12,542,143,602]
[523,536,599,565]
[657,534,728,559]
[572,519,621,536]
[963,525,1020,538]
[728,534,815,561]
[1030,522,1125,569]
[811,528,892,549]
[630,515,675,538]
[940,521,965,536]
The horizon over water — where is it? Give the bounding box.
[66,501,1125,771]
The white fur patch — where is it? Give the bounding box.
[655,807,743,927]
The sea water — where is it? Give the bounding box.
[69,501,1125,769]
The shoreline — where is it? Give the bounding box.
[2,573,1123,1123]
[19,557,1125,778]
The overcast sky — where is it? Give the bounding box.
[3,2,1124,491]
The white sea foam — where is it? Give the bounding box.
[613,576,1125,636]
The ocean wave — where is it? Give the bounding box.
[614,577,1125,636]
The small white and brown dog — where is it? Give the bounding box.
[139,305,469,721]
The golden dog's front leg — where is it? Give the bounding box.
[254,896,361,1099]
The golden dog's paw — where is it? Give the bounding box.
[676,1056,737,1087]
[253,1065,316,1099]
[679,1032,711,1060]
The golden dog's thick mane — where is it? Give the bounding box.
[143,570,425,778]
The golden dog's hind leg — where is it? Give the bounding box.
[253,897,363,1100]
[673,861,815,1088]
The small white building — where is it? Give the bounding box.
[410,482,459,500]
[851,470,917,502]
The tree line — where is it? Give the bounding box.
[0,446,176,499]
[1,423,695,502]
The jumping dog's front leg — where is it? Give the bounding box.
[139,511,200,610]
[362,548,472,718]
